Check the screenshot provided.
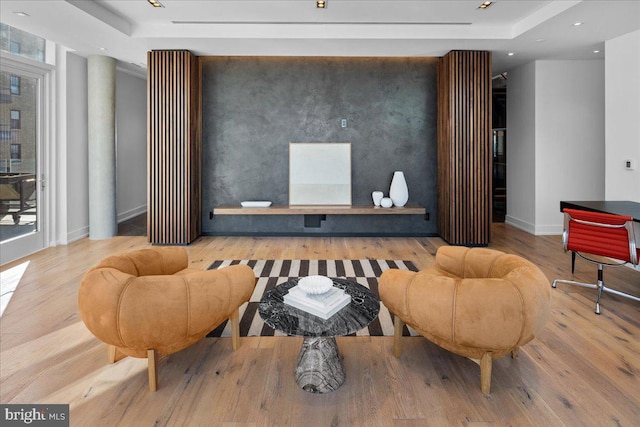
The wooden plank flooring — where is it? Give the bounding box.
[1,224,639,426]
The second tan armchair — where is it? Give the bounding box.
[379,246,551,394]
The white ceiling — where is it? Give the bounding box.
[1,0,639,75]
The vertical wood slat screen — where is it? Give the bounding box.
[437,51,492,246]
[147,50,201,245]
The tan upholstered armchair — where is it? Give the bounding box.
[379,246,551,394]
[78,247,255,391]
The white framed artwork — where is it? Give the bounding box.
[289,143,351,205]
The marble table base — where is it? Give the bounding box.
[295,336,345,393]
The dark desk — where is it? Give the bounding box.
[560,201,640,223]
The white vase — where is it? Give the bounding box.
[389,171,408,207]
[372,191,384,206]
[380,197,393,208]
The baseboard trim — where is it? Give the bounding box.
[65,207,146,244]
[505,216,563,236]
[118,205,147,223]
[534,224,563,235]
[504,215,535,234]
[67,226,89,243]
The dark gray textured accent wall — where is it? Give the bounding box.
[202,56,438,236]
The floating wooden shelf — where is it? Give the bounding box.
[213,204,426,216]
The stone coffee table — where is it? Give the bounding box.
[258,277,380,393]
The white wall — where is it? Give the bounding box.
[535,60,605,233]
[64,53,146,243]
[115,71,147,222]
[605,29,640,202]
[506,60,605,235]
[506,61,536,232]
[66,53,89,242]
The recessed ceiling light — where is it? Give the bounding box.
[573,22,583,26]
[478,1,493,9]
[316,1,327,8]
[507,52,515,56]
[147,0,164,8]
[99,47,108,52]
[535,38,545,43]
[13,11,30,17]
[593,50,600,53]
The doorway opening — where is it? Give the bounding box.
[492,74,507,223]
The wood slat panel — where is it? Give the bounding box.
[147,50,201,245]
[437,50,492,246]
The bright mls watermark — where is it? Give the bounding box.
[1,404,69,426]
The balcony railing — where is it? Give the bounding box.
[0,126,20,141]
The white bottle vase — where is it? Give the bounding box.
[389,171,409,207]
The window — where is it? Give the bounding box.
[10,110,20,129]
[0,25,51,258]
[9,41,20,54]
[0,23,46,63]
[10,143,21,161]
[10,75,20,95]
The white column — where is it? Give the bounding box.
[54,45,70,245]
[87,55,116,239]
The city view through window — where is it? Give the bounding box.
[0,24,45,243]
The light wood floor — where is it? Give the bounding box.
[1,224,639,426]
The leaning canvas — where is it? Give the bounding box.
[289,142,351,205]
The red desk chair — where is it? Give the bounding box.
[552,208,639,314]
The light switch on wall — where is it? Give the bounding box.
[624,159,636,170]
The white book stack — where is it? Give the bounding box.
[283,285,351,320]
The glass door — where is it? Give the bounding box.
[0,64,46,264]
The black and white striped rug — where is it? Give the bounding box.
[206,259,419,338]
